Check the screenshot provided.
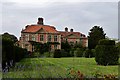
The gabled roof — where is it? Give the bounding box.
[59,31,87,38]
[21,25,58,33]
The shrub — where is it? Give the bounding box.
[84,48,93,58]
[66,67,84,79]
[74,48,84,57]
[91,49,96,57]
[95,39,119,65]
[61,49,71,57]
[53,49,61,58]
[30,52,41,58]
[70,48,75,57]
[44,52,50,57]
[98,39,115,45]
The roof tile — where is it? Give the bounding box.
[22,25,58,33]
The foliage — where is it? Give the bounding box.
[74,42,83,48]
[2,37,14,68]
[83,48,93,58]
[116,42,120,57]
[95,39,119,65]
[2,32,18,43]
[61,41,71,53]
[69,48,75,57]
[91,49,96,57]
[30,52,41,58]
[13,46,28,62]
[74,48,84,57]
[43,52,51,57]
[1,32,28,69]
[66,67,84,79]
[104,74,118,80]
[88,26,106,49]
[92,68,102,78]
[29,41,50,55]
[61,49,71,57]
[53,49,61,58]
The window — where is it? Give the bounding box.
[54,45,57,49]
[40,35,44,41]
[76,41,77,44]
[48,35,51,42]
[70,41,74,44]
[32,35,35,41]
[25,34,29,41]
[54,35,57,42]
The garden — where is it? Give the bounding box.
[1,26,120,79]
[2,58,119,79]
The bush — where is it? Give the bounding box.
[91,49,96,57]
[13,46,27,62]
[30,52,41,58]
[44,52,51,57]
[95,39,119,65]
[74,48,84,57]
[84,48,93,58]
[53,49,61,58]
[69,48,76,57]
[98,39,115,45]
[60,49,70,57]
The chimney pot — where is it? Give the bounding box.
[37,17,44,25]
[65,27,68,32]
[70,29,73,32]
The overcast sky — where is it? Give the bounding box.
[1,0,119,39]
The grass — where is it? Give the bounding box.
[3,58,119,78]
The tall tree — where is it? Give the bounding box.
[88,26,106,49]
[2,32,18,43]
[116,41,120,56]
[1,32,27,69]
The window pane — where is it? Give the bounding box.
[40,35,44,41]
[25,34,29,41]
[48,35,51,42]
[32,35,35,41]
[54,35,57,42]
[54,45,57,49]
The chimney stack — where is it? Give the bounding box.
[65,27,68,32]
[70,29,73,32]
[37,17,44,25]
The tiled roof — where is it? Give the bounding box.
[22,25,58,33]
[59,31,87,38]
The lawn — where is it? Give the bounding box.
[3,58,119,78]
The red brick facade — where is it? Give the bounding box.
[17,18,88,52]
[59,27,88,47]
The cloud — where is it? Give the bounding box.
[1,1,118,39]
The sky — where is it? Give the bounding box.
[1,0,119,40]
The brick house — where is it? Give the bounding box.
[18,18,61,52]
[59,27,88,47]
[17,18,88,52]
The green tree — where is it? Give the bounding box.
[88,26,106,49]
[84,48,93,58]
[74,48,84,57]
[53,49,61,58]
[95,39,119,65]
[116,41,120,57]
[1,32,27,69]
[2,32,18,43]
[61,41,71,53]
